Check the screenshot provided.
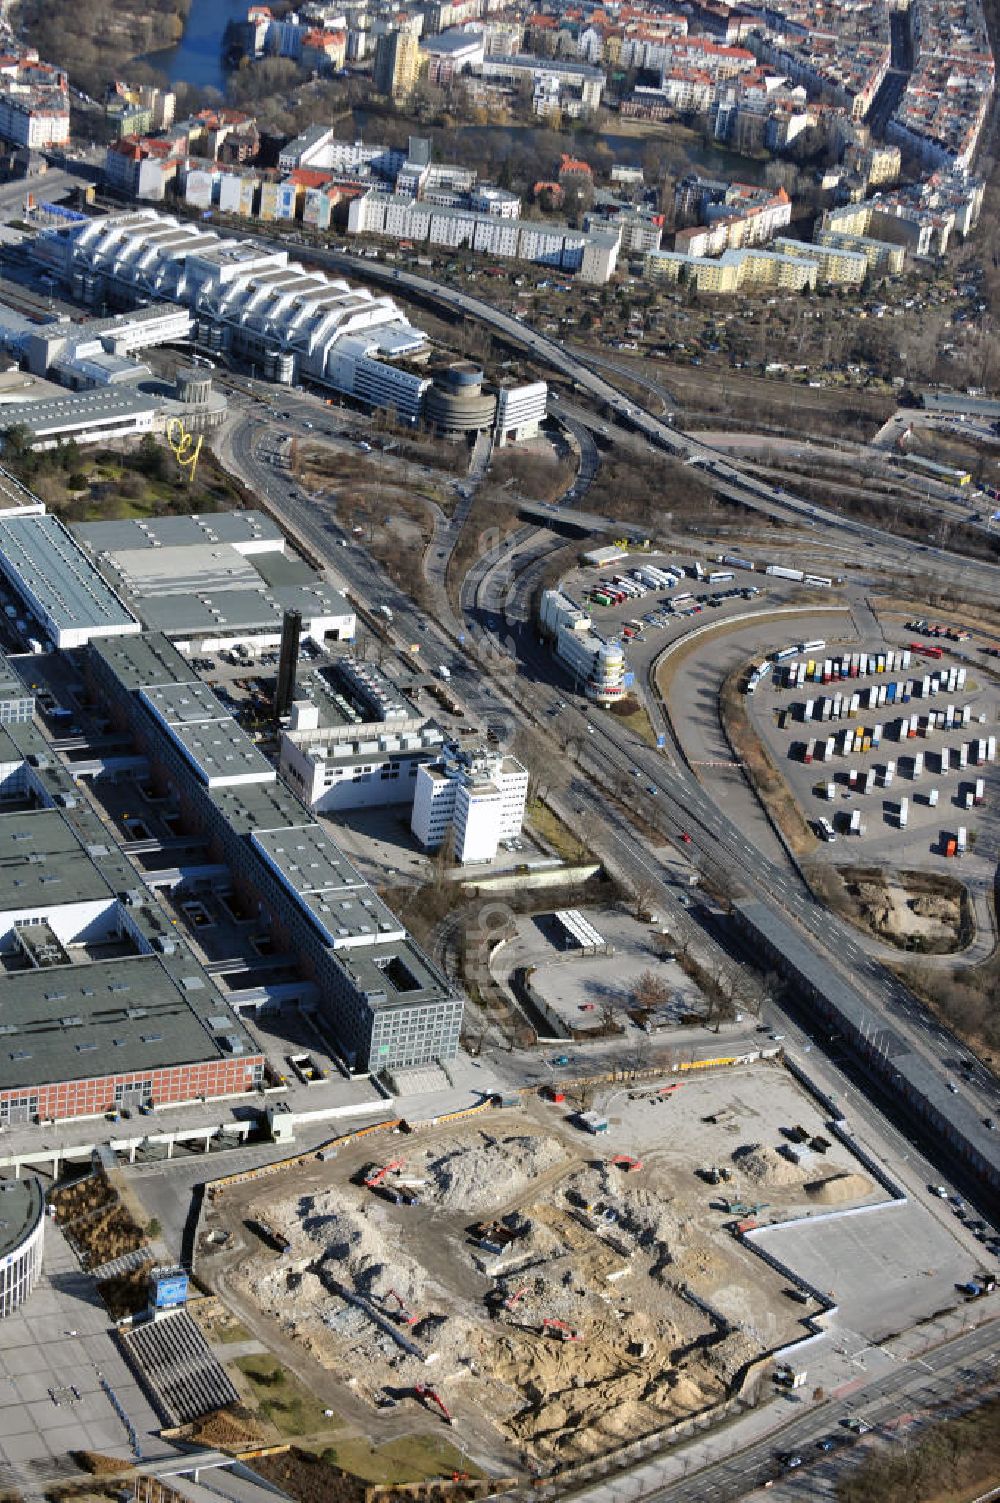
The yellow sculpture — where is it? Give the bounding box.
[166,416,203,484]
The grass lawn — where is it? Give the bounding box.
[605,698,658,747]
[317,1432,484,1485]
[235,1354,344,1438]
[526,799,588,861]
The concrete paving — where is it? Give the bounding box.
[0,1224,169,1477]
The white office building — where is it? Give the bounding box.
[411,744,529,864]
[496,382,547,445]
[279,659,446,811]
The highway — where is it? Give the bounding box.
[282,242,999,594]
[218,396,1000,1184]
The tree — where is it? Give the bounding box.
[632,969,670,1011]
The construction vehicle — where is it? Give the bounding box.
[542,1317,579,1342]
[414,1384,453,1425]
[504,1285,530,1312]
[364,1160,404,1188]
[611,1154,643,1172]
[722,1199,769,1217]
[384,1289,419,1326]
[774,1364,807,1389]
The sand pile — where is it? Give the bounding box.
[422,1132,567,1211]
[731,1144,803,1188]
[805,1170,873,1205]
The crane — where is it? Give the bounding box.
[414,1384,453,1425]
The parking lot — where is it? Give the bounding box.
[747,637,1000,874]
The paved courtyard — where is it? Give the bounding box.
[0,1222,170,1492]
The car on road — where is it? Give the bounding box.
[778,1454,803,1469]
[930,1184,949,1197]
[551,1055,571,1067]
[680,832,692,843]
[646,784,657,795]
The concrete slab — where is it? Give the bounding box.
[753,1197,971,1341]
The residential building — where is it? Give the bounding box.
[411,744,528,864]
[375,30,422,100]
[0,51,69,150]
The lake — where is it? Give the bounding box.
[142,0,248,93]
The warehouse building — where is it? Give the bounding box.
[0,669,264,1124]
[0,512,140,649]
[72,511,355,654]
[88,633,463,1072]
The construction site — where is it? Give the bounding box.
[200,1060,887,1469]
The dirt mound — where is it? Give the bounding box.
[730,1144,802,1188]
[423,1132,567,1211]
[804,1171,873,1205]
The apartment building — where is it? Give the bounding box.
[374,30,422,100]
[645,245,818,293]
[0,52,69,150]
[411,745,529,864]
[772,236,868,286]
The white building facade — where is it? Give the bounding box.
[411,745,529,863]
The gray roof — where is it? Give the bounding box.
[1,386,159,435]
[0,514,138,641]
[74,511,284,553]
[336,936,457,1013]
[139,681,275,788]
[0,952,259,1092]
[250,823,404,946]
[89,632,193,692]
[0,646,30,708]
[72,512,350,639]
[0,1177,44,1261]
[0,808,115,910]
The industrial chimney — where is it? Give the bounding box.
[275,609,302,718]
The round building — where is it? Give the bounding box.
[424,363,497,438]
[0,1176,44,1317]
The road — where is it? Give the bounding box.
[215,397,1000,1189]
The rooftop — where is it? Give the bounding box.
[0,513,139,642]
[0,951,259,1091]
[0,1177,44,1261]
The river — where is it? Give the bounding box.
[142,0,247,93]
